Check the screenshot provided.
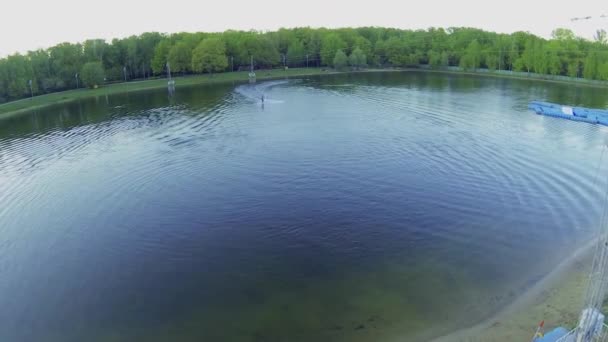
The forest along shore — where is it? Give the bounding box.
[4,67,608,119]
[2,26,608,108]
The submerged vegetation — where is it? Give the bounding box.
[1,27,608,104]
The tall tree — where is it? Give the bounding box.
[168,42,192,74]
[460,40,481,70]
[286,40,306,67]
[349,47,367,69]
[516,40,536,73]
[595,29,607,45]
[80,62,105,88]
[598,62,608,80]
[583,51,600,79]
[49,43,83,89]
[191,38,228,74]
[333,50,348,70]
[151,40,172,75]
[552,28,576,41]
[321,34,346,66]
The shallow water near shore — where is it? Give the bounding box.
[1,71,608,341]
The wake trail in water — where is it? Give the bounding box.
[234,80,288,104]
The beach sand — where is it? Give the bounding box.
[429,243,594,342]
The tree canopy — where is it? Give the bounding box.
[2,26,608,104]
[333,50,349,70]
[191,38,228,74]
[349,47,367,69]
[80,62,105,88]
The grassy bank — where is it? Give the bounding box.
[0,68,335,118]
[414,66,608,89]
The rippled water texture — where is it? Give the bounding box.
[1,72,608,342]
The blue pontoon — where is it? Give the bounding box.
[528,101,608,126]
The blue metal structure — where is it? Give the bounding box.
[528,101,608,126]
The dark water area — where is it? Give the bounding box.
[1,71,608,342]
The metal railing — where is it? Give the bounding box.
[555,324,608,342]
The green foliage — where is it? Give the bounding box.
[191,38,228,74]
[517,40,535,72]
[333,50,349,70]
[1,26,608,104]
[567,60,580,78]
[151,40,171,75]
[80,62,105,88]
[349,47,366,69]
[599,62,608,80]
[428,50,441,68]
[168,42,192,74]
[459,40,481,70]
[583,51,600,79]
[286,40,306,67]
[552,28,576,41]
[440,51,449,67]
[321,34,346,66]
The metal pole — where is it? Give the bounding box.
[231,56,234,72]
[306,54,309,68]
[123,66,127,82]
[499,48,502,71]
[75,73,79,89]
[28,79,33,99]
[250,55,253,72]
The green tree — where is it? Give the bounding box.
[552,28,576,41]
[484,50,499,70]
[28,49,54,93]
[333,50,348,70]
[547,50,562,75]
[583,51,600,79]
[428,50,441,68]
[49,43,84,89]
[348,47,366,69]
[151,39,171,75]
[595,29,607,44]
[321,34,346,66]
[191,38,228,74]
[168,42,192,74]
[80,62,105,88]
[532,41,548,75]
[384,37,409,66]
[286,40,306,67]
[517,40,535,73]
[3,54,35,99]
[567,60,580,77]
[440,51,449,67]
[599,62,608,80]
[460,40,481,70]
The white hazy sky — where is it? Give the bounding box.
[1,0,606,57]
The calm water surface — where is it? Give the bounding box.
[1,71,608,342]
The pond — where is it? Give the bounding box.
[1,71,607,342]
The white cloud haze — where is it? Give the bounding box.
[1,0,606,56]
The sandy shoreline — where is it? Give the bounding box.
[427,239,596,342]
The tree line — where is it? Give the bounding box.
[1,27,607,103]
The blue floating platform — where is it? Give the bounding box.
[534,327,571,342]
[528,101,608,126]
